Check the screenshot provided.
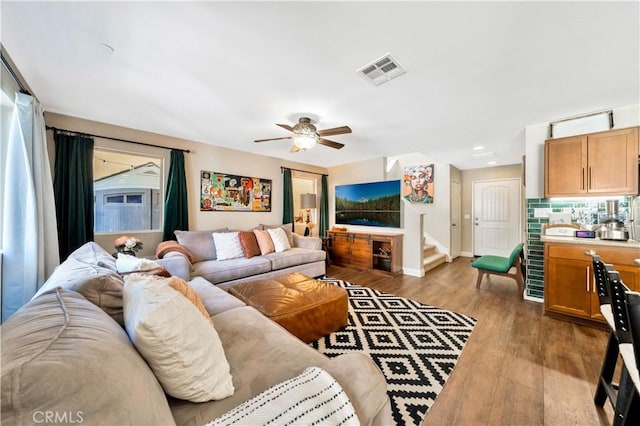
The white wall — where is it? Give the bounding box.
[525,104,640,198]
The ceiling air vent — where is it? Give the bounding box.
[357,53,407,86]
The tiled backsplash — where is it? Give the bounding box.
[525,197,630,299]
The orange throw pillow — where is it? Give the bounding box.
[167,276,214,327]
[238,231,261,258]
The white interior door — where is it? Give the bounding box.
[450,180,461,259]
[473,178,521,257]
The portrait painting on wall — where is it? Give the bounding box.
[200,170,271,212]
[403,164,434,203]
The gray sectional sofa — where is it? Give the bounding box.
[161,225,326,290]
[1,242,392,425]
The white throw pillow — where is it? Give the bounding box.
[123,274,235,402]
[267,228,291,253]
[212,232,245,261]
[116,253,162,273]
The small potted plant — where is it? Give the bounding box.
[114,236,143,257]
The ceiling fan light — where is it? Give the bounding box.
[293,134,317,150]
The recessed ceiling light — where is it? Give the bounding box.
[487,161,497,165]
[472,151,495,158]
[473,145,484,151]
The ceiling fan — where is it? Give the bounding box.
[254,117,351,152]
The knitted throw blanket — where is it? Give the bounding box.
[207,367,359,426]
[155,241,196,264]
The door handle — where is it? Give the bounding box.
[581,168,585,190]
[588,167,592,189]
[586,266,590,293]
[452,224,457,227]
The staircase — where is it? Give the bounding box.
[423,244,447,272]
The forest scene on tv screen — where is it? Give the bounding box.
[335,180,401,228]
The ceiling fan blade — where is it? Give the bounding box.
[317,126,352,137]
[318,138,345,150]
[254,136,292,143]
[290,144,300,153]
[276,123,294,132]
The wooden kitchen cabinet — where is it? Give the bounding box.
[544,242,640,326]
[327,230,403,274]
[544,127,639,197]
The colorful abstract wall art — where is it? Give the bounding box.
[200,170,271,212]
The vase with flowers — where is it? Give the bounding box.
[114,236,143,257]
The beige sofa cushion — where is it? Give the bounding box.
[192,255,272,285]
[123,275,234,402]
[175,228,228,262]
[168,306,330,423]
[1,288,175,426]
[265,248,327,271]
[33,256,125,325]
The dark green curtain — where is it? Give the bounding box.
[53,132,94,260]
[282,168,294,228]
[163,150,189,241]
[320,175,329,238]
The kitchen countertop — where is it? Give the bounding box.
[540,234,640,249]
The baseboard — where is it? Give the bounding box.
[403,267,425,278]
[523,294,543,304]
[459,251,474,258]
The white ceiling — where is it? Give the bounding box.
[2,1,638,170]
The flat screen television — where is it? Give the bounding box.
[335,180,401,228]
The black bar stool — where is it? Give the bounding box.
[619,289,640,424]
[606,270,637,425]
[592,256,619,406]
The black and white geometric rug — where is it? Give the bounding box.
[311,278,477,426]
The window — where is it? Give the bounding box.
[105,194,143,204]
[93,149,162,233]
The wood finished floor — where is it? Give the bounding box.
[326,257,616,426]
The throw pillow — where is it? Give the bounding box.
[253,229,275,255]
[167,276,214,326]
[238,231,261,259]
[212,232,245,261]
[261,223,294,247]
[32,256,125,325]
[116,253,162,273]
[123,274,234,402]
[267,227,291,253]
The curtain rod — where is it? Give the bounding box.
[281,166,327,177]
[46,126,190,153]
[1,49,32,96]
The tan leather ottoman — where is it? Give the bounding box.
[228,272,348,343]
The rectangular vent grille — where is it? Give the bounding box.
[358,53,407,86]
